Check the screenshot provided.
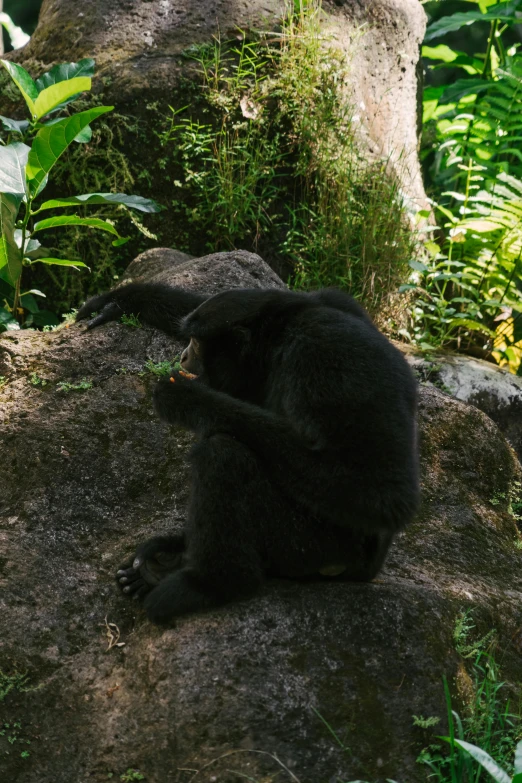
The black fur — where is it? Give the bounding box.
[77,283,419,623]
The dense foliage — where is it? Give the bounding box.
[0,58,162,331]
[159,2,413,312]
[406,0,522,373]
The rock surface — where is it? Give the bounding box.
[2,250,522,783]
[11,0,429,213]
[405,349,522,461]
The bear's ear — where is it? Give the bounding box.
[181,289,273,339]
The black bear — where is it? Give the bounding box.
[77,283,419,622]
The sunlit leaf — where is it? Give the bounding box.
[0,60,37,116]
[32,77,92,120]
[514,739,522,775]
[38,192,165,213]
[74,125,92,143]
[0,142,30,196]
[34,59,95,92]
[425,1,522,42]
[32,215,126,245]
[32,257,89,270]
[448,319,496,337]
[409,260,429,272]
[423,44,460,63]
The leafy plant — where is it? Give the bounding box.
[449,737,522,783]
[0,58,163,331]
[143,359,180,376]
[408,0,522,371]
[120,770,145,782]
[120,313,142,328]
[160,0,413,313]
[418,611,521,782]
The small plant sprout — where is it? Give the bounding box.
[120,314,142,328]
[28,372,47,387]
[56,379,93,393]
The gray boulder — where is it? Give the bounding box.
[2,250,522,782]
[406,349,522,462]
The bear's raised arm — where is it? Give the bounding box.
[76,282,208,336]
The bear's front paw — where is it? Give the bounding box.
[153,373,201,427]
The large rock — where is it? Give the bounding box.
[11,0,429,213]
[405,348,522,462]
[1,250,522,783]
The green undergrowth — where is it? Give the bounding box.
[416,610,522,782]
[331,610,522,783]
[158,0,415,313]
[407,1,522,372]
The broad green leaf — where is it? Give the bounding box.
[514,739,522,775]
[459,219,504,232]
[440,79,490,104]
[0,278,14,300]
[34,59,95,92]
[33,215,126,246]
[0,115,29,134]
[35,117,92,142]
[423,86,447,102]
[449,319,496,337]
[423,44,460,63]
[20,292,40,313]
[32,77,92,120]
[0,193,22,285]
[26,106,113,194]
[28,309,61,327]
[33,257,89,270]
[453,739,511,783]
[422,45,481,73]
[38,192,165,213]
[0,142,30,196]
[409,260,429,272]
[425,1,522,42]
[0,60,38,116]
